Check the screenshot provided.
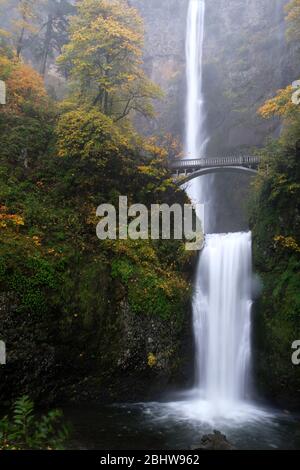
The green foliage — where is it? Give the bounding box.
[56,108,130,163]
[58,0,162,121]
[251,81,300,406]
[6,256,59,314]
[272,258,300,322]
[111,258,135,284]
[110,240,191,321]
[0,396,68,450]
[127,270,178,320]
[0,115,53,165]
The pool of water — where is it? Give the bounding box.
[64,399,300,450]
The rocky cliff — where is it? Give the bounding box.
[132,0,300,232]
[132,0,300,151]
[130,0,188,137]
[204,0,299,155]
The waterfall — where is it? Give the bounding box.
[193,233,252,411]
[185,0,213,228]
[185,0,253,417]
[141,0,274,430]
[185,0,207,158]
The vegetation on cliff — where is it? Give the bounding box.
[0,0,194,405]
[250,4,300,406]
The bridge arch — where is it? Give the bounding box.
[173,165,258,185]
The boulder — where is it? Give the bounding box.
[192,430,235,451]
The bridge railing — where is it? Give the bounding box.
[169,155,260,170]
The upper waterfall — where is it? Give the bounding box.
[185,0,207,159]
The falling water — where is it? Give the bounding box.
[184,0,213,226]
[185,0,253,418]
[185,0,207,158]
[193,232,252,413]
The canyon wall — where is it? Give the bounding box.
[133,0,300,232]
[133,0,300,151]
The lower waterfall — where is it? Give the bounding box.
[148,232,273,425]
[193,232,252,414]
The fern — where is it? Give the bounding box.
[0,396,69,450]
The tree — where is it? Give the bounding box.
[12,0,38,58]
[0,56,54,166]
[58,0,162,122]
[258,84,300,146]
[0,0,40,58]
[55,107,131,163]
[0,0,73,74]
[0,58,48,115]
[33,0,74,76]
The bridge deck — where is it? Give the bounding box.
[169,155,260,171]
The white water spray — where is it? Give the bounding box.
[193,232,252,413]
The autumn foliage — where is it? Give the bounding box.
[258,85,295,119]
[58,0,162,121]
[0,204,24,229]
[0,58,48,116]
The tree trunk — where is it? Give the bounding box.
[40,14,53,77]
[16,27,25,58]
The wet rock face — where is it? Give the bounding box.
[203,0,300,155]
[130,0,188,137]
[132,0,300,153]
[0,286,193,405]
[132,0,300,232]
[107,299,194,402]
[0,293,57,405]
[132,0,291,235]
[202,0,296,232]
